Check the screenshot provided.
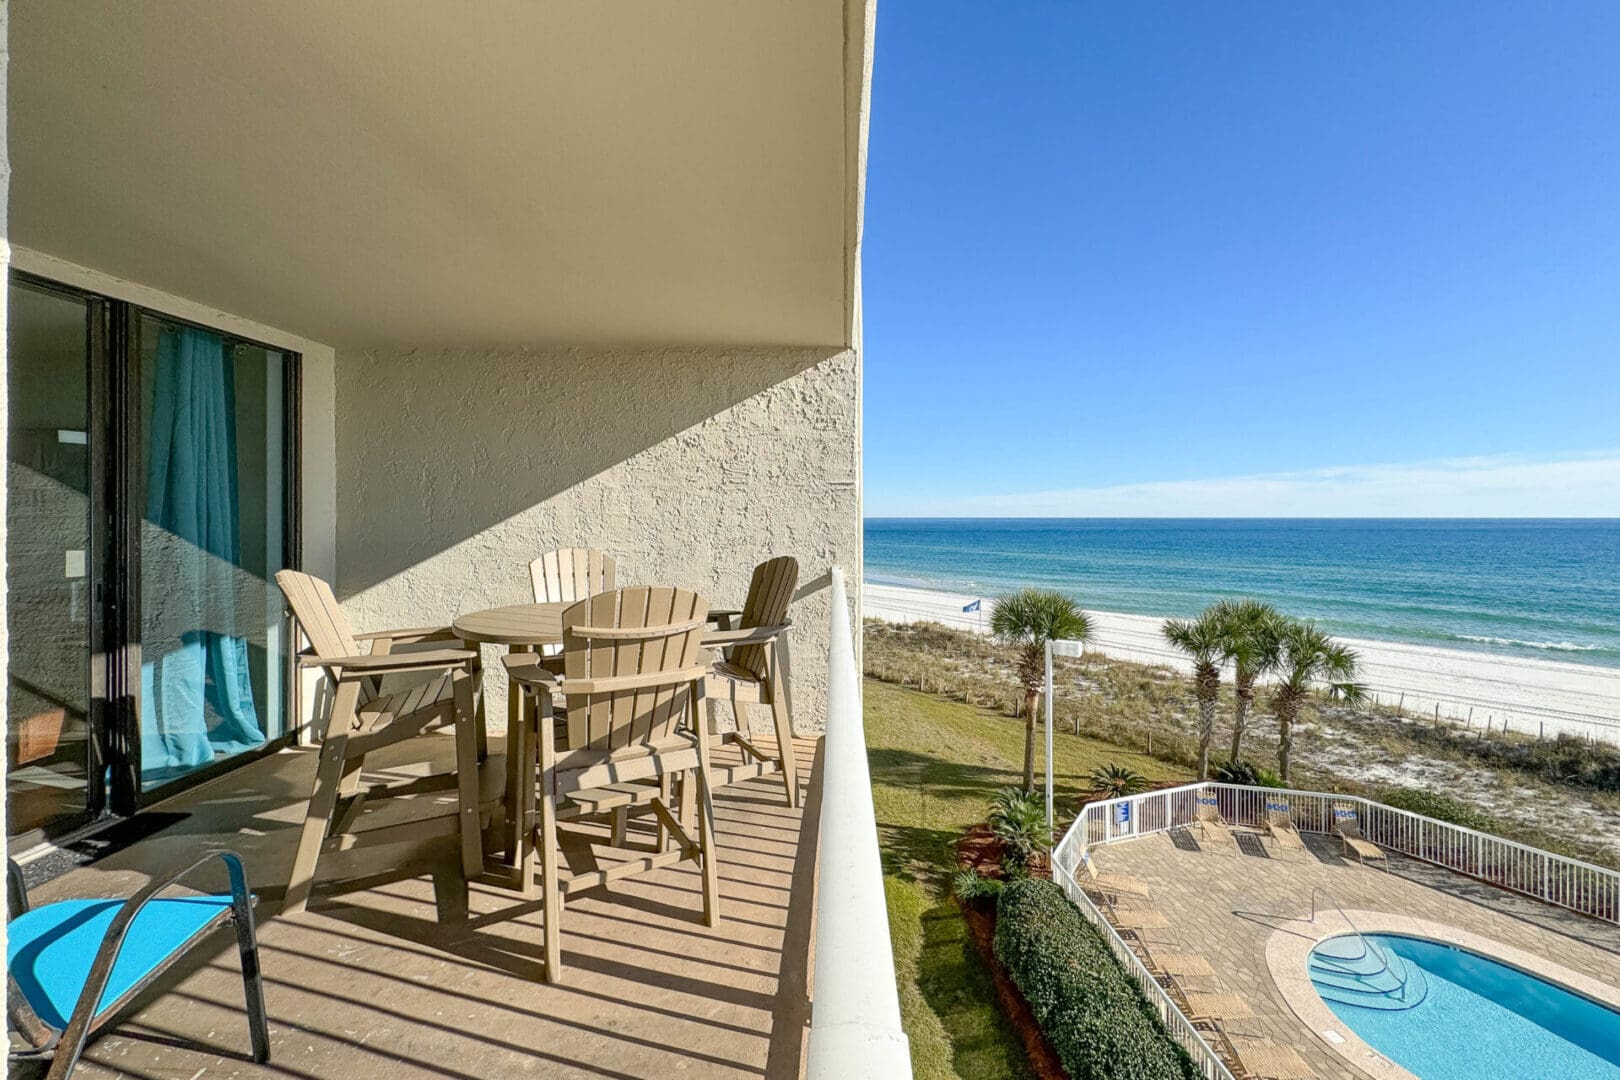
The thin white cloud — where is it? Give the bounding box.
[876,451,1620,517]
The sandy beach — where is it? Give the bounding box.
[864,581,1620,746]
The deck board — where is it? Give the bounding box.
[18,735,822,1080]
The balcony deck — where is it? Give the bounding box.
[17,735,823,1080]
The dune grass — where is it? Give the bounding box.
[866,677,1191,1080]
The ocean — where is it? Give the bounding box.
[864,519,1620,669]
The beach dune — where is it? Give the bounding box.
[864,582,1620,747]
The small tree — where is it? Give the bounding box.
[1270,618,1363,781]
[1213,599,1282,762]
[1089,763,1150,799]
[991,589,1092,793]
[1162,609,1226,779]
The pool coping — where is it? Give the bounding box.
[1265,908,1620,1080]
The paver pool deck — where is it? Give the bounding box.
[1089,829,1620,1080]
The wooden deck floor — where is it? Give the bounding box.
[16,735,823,1080]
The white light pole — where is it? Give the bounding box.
[1045,638,1086,839]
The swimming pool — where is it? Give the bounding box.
[1310,933,1620,1080]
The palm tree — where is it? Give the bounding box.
[990,588,1092,793]
[1270,618,1363,781]
[1162,610,1225,779]
[1213,599,1282,763]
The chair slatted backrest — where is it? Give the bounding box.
[531,548,617,604]
[1332,801,1363,838]
[729,556,798,679]
[276,569,359,660]
[561,587,708,753]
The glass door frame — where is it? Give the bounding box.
[8,269,304,830]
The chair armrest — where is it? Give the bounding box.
[47,850,255,1080]
[353,625,460,644]
[702,623,790,647]
[300,647,479,676]
[503,653,562,688]
[705,610,743,630]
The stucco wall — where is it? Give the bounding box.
[334,345,861,731]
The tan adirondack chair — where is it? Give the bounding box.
[504,586,719,983]
[529,548,619,683]
[277,570,501,915]
[705,556,800,807]
[529,547,617,605]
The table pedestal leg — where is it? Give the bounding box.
[503,646,536,883]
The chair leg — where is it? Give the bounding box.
[452,673,485,883]
[284,734,349,916]
[655,774,674,851]
[695,768,721,927]
[231,901,271,1063]
[766,642,799,808]
[691,684,721,927]
[679,769,695,831]
[610,808,629,848]
[537,701,564,982]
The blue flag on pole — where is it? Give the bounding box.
[962,600,981,613]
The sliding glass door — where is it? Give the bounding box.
[5,273,300,845]
[5,280,99,841]
[137,317,293,790]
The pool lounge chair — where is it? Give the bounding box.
[1192,798,1240,855]
[1107,906,1170,934]
[1263,803,1309,860]
[1180,989,1254,1027]
[1079,850,1152,902]
[1331,801,1388,869]
[1228,1036,1316,1079]
[1139,941,1217,984]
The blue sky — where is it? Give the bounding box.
[862,2,1620,517]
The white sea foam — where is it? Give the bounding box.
[1454,635,1606,653]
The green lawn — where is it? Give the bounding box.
[865,677,1192,1080]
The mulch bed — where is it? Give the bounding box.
[956,828,1068,1080]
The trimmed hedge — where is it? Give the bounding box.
[994,879,1199,1080]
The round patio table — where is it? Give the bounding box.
[452,601,570,890]
[452,601,569,648]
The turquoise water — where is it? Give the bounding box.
[1313,934,1620,1080]
[865,518,1620,668]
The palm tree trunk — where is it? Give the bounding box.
[1276,687,1302,781]
[1022,689,1039,793]
[1229,673,1255,762]
[1196,698,1216,780]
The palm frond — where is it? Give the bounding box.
[990,588,1091,648]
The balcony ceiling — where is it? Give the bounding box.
[10,1,867,350]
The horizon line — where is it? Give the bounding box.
[863,514,1620,521]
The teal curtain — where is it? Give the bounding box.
[139,326,266,776]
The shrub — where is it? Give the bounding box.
[989,786,1050,868]
[1252,766,1286,789]
[952,868,1003,904]
[995,879,1199,1080]
[1378,788,1499,832]
[1212,758,1283,786]
[1090,763,1150,799]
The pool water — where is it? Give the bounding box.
[1310,934,1620,1080]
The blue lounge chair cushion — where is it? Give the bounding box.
[8,895,234,1030]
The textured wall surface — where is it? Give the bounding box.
[334,345,860,730]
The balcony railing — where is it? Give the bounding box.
[804,566,913,1078]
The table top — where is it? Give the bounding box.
[452,601,570,646]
